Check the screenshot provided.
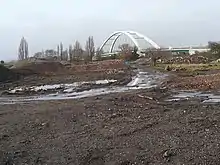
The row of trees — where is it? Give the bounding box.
[17,36,220,63]
[33,36,96,62]
[18,36,140,62]
[17,36,97,62]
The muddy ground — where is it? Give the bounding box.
[0,60,132,90]
[1,60,220,165]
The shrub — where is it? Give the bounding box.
[119,47,139,61]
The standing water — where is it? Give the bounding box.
[0,70,165,104]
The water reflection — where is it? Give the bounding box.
[167,91,220,103]
[0,71,165,104]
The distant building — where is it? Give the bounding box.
[167,46,210,55]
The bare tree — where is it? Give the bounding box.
[95,47,103,61]
[144,48,172,66]
[57,45,60,56]
[41,49,45,57]
[24,41,29,59]
[18,37,29,60]
[69,45,73,62]
[85,36,95,61]
[119,44,139,61]
[119,44,132,53]
[131,46,139,60]
[208,41,220,54]
[60,42,63,60]
[73,41,83,62]
[63,49,69,61]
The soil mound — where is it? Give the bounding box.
[0,65,18,82]
[163,55,209,64]
[71,60,126,73]
[168,73,220,90]
[12,61,66,75]
[10,60,126,76]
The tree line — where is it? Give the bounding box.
[15,36,220,63]
[18,36,100,62]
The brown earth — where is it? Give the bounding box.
[0,60,131,90]
[11,60,126,76]
[11,61,67,75]
[168,73,220,90]
[1,59,220,165]
[165,71,220,91]
[0,65,19,83]
[1,88,220,165]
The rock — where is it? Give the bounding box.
[0,134,9,141]
[41,122,49,127]
[95,97,100,100]
[19,139,31,144]
[165,65,171,71]
[163,149,175,162]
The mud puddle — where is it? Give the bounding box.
[0,71,165,104]
[4,79,117,94]
[167,91,220,103]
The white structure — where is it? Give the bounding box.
[100,31,160,53]
[188,48,210,55]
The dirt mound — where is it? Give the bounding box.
[164,55,209,64]
[135,58,151,65]
[168,73,220,90]
[0,65,18,82]
[12,61,66,75]
[11,60,126,76]
[70,60,126,73]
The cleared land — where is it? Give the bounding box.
[1,57,220,165]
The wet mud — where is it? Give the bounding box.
[0,70,165,104]
[167,90,220,103]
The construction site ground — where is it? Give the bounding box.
[1,59,220,165]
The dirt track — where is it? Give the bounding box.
[1,60,220,165]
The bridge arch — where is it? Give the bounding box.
[100,31,160,53]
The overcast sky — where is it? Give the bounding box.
[0,0,220,60]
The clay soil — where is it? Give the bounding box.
[1,60,220,165]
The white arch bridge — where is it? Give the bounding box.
[99,30,160,55]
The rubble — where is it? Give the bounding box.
[158,55,209,64]
[169,73,220,90]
